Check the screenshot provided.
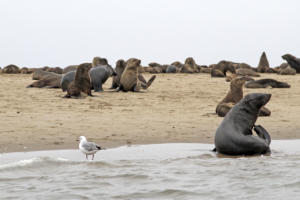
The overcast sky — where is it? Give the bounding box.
[0,0,299,68]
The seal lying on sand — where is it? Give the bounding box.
[27,75,62,88]
[118,58,156,92]
[245,78,290,88]
[216,77,270,117]
[64,63,92,98]
[214,93,272,155]
[32,70,58,80]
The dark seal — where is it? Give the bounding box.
[214,93,272,155]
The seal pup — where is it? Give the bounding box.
[64,63,92,98]
[78,136,102,160]
[118,58,156,92]
[214,93,272,156]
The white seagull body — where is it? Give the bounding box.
[78,136,102,160]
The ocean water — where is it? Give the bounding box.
[1,140,300,200]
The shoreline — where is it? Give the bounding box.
[1,73,300,153]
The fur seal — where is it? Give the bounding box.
[257,52,272,73]
[60,64,116,92]
[64,63,92,98]
[89,65,116,92]
[211,61,236,77]
[60,71,76,91]
[20,67,31,74]
[111,59,127,89]
[92,57,109,67]
[236,68,260,77]
[245,78,290,88]
[32,70,58,80]
[63,65,78,74]
[46,67,63,74]
[282,54,300,73]
[217,77,271,117]
[27,75,62,88]
[118,58,156,92]
[166,65,179,73]
[278,65,296,75]
[214,93,272,155]
[2,65,19,74]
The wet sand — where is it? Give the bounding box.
[0,73,300,153]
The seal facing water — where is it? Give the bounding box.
[214,93,272,155]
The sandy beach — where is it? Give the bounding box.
[0,73,299,153]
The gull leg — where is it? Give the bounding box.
[92,154,95,160]
[86,154,88,160]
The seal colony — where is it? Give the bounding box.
[1,51,298,155]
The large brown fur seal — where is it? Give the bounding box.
[214,93,272,155]
[211,61,236,77]
[2,65,20,74]
[64,63,92,98]
[118,58,156,92]
[216,77,271,117]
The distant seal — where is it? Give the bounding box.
[257,52,272,73]
[32,70,58,80]
[92,57,109,67]
[118,58,156,92]
[245,78,290,88]
[282,54,300,73]
[278,65,296,75]
[236,68,260,77]
[211,61,236,77]
[64,63,92,98]
[166,65,179,73]
[27,75,62,88]
[63,65,78,74]
[46,67,63,74]
[214,93,272,155]
[20,67,31,74]
[111,59,127,89]
[2,65,19,74]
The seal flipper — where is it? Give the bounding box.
[254,125,271,145]
[141,75,156,89]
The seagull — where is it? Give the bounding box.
[78,136,102,160]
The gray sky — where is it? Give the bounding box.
[0,0,299,68]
